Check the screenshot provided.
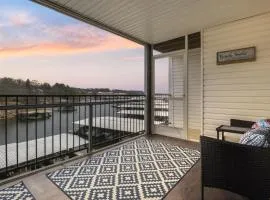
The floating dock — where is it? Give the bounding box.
[117,110,168,117]
[0,134,88,171]
[17,110,52,121]
[115,104,168,110]
[74,116,163,133]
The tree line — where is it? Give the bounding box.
[0,77,143,95]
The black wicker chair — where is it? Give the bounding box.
[201,136,270,200]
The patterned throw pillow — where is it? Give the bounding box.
[251,119,270,129]
[240,128,270,148]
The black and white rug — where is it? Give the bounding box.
[0,182,35,200]
[48,138,200,200]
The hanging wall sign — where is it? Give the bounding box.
[217,46,256,65]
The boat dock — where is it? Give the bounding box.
[74,116,163,133]
[114,104,168,110]
[0,134,88,172]
[117,110,168,117]
[17,110,52,121]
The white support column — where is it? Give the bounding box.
[144,44,154,136]
[184,35,189,140]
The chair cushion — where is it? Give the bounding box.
[240,128,270,147]
[251,119,270,129]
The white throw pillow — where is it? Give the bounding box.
[239,128,270,147]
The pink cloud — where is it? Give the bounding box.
[0,35,140,58]
[0,18,141,58]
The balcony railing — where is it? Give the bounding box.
[0,95,147,178]
[0,94,170,179]
[154,94,169,124]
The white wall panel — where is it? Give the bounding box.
[203,13,270,138]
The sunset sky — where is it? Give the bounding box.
[0,0,168,92]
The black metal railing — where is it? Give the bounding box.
[0,95,145,178]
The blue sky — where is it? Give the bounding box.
[0,0,168,92]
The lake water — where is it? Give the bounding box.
[0,104,115,145]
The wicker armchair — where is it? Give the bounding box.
[201,136,270,200]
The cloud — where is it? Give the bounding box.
[0,35,140,57]
[0,10,36,27]
[9,12,36,26]
[0,9,141,58]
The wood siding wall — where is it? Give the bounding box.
[203,12,270,138]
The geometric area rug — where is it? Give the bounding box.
[47,137,200,200]
[0,182,35,200]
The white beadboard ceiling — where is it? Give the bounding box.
[34,0,270,44]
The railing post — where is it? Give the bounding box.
[144,44,154,136]
[88,104,93,153]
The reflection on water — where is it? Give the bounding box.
[0,104,114,145]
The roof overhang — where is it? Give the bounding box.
[32,0,270,45]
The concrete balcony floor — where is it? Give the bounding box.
[0,135,247,200]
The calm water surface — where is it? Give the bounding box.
[0,104,115,145]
